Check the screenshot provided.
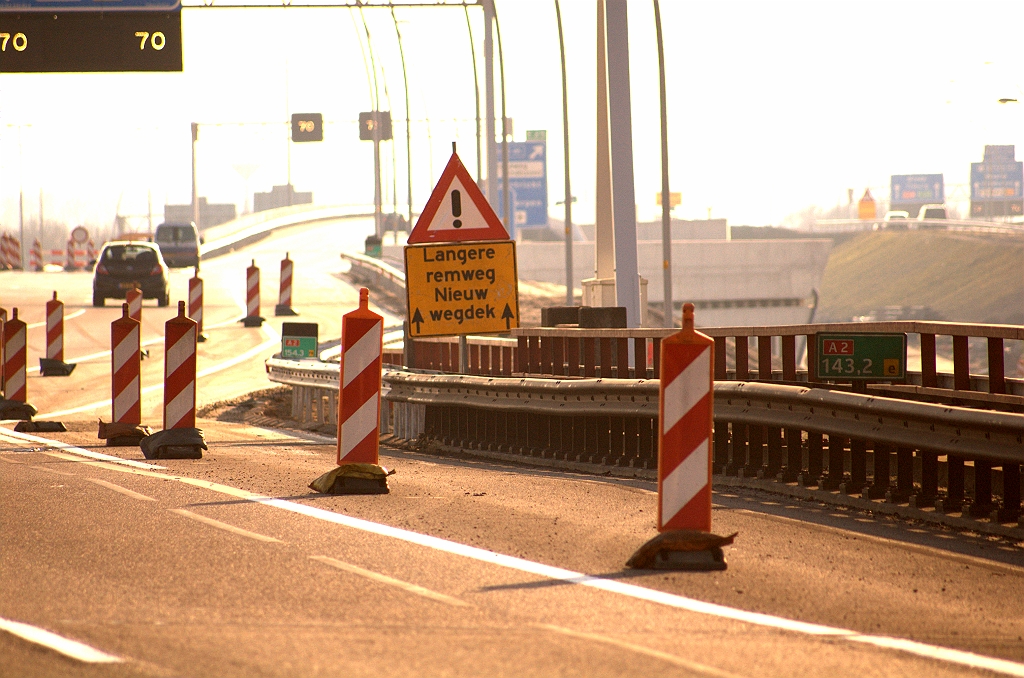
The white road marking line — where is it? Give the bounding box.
[0,428,164,470]
[0,617,123,664]
[26,309,87,330]
[169,508,281,543]
[86,478,156,501]
[536,624,744,678]
[31,465,77,477]
[311,555,469,607]
[24,437,1024,678]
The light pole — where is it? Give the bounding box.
[465,5,482,185]
[391,8,413,228]
[555,0,573,305]
[654,0,673,327]
[191,122,199,228]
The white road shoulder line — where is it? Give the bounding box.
[169,508,282,543]
[29,437,1024,678]
[536,624,743,678]
[86,478,157,501]
[0,617,123,664]
[311,555,469,607]
[0,428,165,470]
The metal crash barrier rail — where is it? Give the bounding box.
[266,356,1024,529]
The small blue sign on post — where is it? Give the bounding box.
[0,0,180,10]
[497,141,548,230]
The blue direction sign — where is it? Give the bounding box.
[890,174,944,203]
[0,0,180,9]
[497,140,548,230]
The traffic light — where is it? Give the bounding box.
[358,111,392,141]
[291,113,323,142]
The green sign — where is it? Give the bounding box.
[281,322,318,359]
[815,333,906,380]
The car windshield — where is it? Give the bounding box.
[103,245,157,265]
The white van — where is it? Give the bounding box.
[917,204,947,220]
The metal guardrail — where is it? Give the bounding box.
[809,218,1023,234]
[266,355,1024,527]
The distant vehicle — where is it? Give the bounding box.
[154,221,201,268]
[882,210,910,230]
[917,204,947,220]
[93,241,170,307]
[883,210,910,221]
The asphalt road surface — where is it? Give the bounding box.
[2,219,1023,677]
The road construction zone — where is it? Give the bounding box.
[404,240,519,338]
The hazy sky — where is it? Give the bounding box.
[1,0,1022,237]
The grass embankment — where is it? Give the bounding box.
[818,231,1024,325]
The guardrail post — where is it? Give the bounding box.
[920,333,938,387]
[822,435,846,491]
[845,438,868,495]
[914,451,939,507]
[744,426,764,478]
[866,443,892,499]
[803,432,823,486]
[987,338,1005,394]
[781,428,802,482]
[998,465,1021,523]
[714,337,727,380]
[635,337,650,379]
[782,336,797,381]
[941,455,965,513]
[969,459,996,517]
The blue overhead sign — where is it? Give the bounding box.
[0,0,180,10]
[890,174,944,204]
[969,146,1022,217]
[497,140,548,229]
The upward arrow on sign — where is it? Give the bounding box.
[408,151,509,244]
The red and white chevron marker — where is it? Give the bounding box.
[2,308,28,402]
[0,307,7,393]
[45,291,64,362]
[658,303,715,533]
[30,239,42,271]
[337,288,384,465]
[126,287,143,323]
[111,303,141,425]
[243,259,262,326]
[275,253,297,316]
[163,301,197,430]
[188,268,206,341]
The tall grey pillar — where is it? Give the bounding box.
[605,0,641,327]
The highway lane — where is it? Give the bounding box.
[1,216,395,421]
[3,218,1024,675]
[2,422,1024,677]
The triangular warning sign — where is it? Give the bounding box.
[408,152,510,244]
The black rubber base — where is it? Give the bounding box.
[242,315,264,327]
[275,305,298,316]
[39,359,76,377]
[327,476,390,495]
[14,421,66,433]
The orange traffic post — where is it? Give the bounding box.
[189,267,206,342]
[242,259,263,327]
[98,303,149,446]
[0,308,37,421]
[310,288,390,495]
[139,301,206,460]
[626,303,735,571]
[41,291,75,376]
[126,287,143,323]
[275,252,298,316]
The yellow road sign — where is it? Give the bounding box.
[404,241,519,337]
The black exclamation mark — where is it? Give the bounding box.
[451,190,463,228]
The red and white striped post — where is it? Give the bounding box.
[45,291,64,363]
[2,308,28,402]
[242,259,262,327]
[336,288,384,466]
[30,239,42,271]
[126,287,143,323]
[0,233,8,269]
[658,303,715,533]
[111,303,141,425]
[188,268,206,342]
[275,252,298,316]
[87,239,97,266]
[65,239,76,271]
[163,301,197,430]
[0,307,7,393]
